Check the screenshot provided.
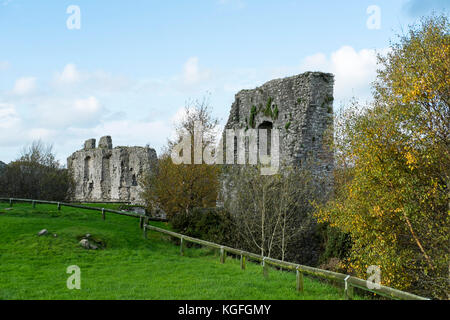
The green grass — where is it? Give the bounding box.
[0,202,362,300]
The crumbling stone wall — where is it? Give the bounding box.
[67,136,157,204]
[220,72,334,203]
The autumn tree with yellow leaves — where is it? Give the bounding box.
[317,14,449,299]
[141,97,220,219]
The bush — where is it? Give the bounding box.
[318,224,352,267]
[0,141,74,201]
[170,207,235,246]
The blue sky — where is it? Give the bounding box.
[0,0,448,163]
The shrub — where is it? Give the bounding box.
[0,141,74,201]
[170,207,235,246]
[318,224,352,266]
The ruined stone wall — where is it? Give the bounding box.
[220,72,334,203]
[67,136,157,204]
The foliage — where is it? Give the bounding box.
[249,105,257,128]
[248,97,279,128]
[273,105,279,119]
[141,153,220,220]
[264,97,274,117]
[0,141,74,201]
[0,161,6,173]
[171,207,234,246]
[316,14,449,299]
[318,224,352,267]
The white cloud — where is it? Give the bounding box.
[300,45,385,101]
[12,77,36,95]
[0,103,20,129]
[27,128,55,141]
[0,103,25,148]
[34,96,104,128]
[330,46,379,93]
[171,107,187,126]
[73,96,101,114]
[300,53,328,70]
[53,63,132,94]
[182,57,211,85]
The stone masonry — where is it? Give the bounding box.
[67,136,157,204]
[220,72,334,202]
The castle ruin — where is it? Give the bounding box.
[220,72,334,202]
[67,136,157,204]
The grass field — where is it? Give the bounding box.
[0,201,362,300]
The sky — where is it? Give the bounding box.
[0,0,448,164]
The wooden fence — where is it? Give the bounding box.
[0,197,167,222]
[0,197,430,300]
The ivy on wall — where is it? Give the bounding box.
[248,97,279,128]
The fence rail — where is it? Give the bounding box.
[143,225,430,300]
[0,197,167,222]
[0,197,429,300]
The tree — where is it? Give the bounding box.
[0,140,74,201]
[316,14,449,298]
[225,165,326,264]
[141,97,221,219]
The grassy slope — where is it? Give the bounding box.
[0,202,360,300]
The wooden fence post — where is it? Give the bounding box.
[57,202,61,211]
[143,225,147,239]
[139,216,144,229]
[240,253,246,270]
[102,208,105,220]
[263,257,269,278]
[344,275,353,300]
[180,237,184,256]
[296,266,304,292]
[220,246,225,264]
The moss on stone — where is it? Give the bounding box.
[285,122,291,130]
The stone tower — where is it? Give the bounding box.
[67,136,157,204]
[220,72,334,202]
